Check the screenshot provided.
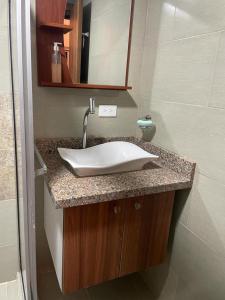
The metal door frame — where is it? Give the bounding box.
[13,0,37,299]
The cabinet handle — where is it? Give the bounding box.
[114,206,121,215]
[134,202,142,210]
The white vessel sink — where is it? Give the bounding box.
[58,141,158,177]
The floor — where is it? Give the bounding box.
[0,276,23,300]
[38,271,155,300]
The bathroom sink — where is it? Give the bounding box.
[58,141,158,177]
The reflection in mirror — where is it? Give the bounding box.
[64,0,132,86]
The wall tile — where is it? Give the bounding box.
[0,168,16,201]
[0,0,8,29]
[185,174,225,258]
[150,101,225,185]
[0,94,12,111]
[0,29,11,94]
[0,199,17,247]
[146,0,176,45]
[171,224,225,300]
[209,32,225,109]
[174,0,225,39]
[151,33,220,106]
[141,1,225,299]
[0,150,15,168]
[0,245,18,283]
[0,112,14,150]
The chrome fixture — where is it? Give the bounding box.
[34,145,47,177]
[82,97,95,149]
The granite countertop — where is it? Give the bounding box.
[36,137,196,209]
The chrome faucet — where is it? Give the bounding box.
[82,98,95,149]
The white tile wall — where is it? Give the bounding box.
[141,0,225,298]
[170,224,225,300]
[210,32,225,109]
[0,0,8,30]
[174,0,225,39]
[0,28,11,94]
[151,34,220,106]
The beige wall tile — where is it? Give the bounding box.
[0,0,8,29]
[145,0,176,45]
[0,112,14,150]
[170,224,225,300]
[151,34,220,106]
[185,173,225,257]
[0,29,11,94]
[0,168,16,201]
[150,101,225,185]
[174,0,225,39]
[143,224,225,300]
[142,1,225,298]
[0,94,12,111]
[209,32,225,109]
[0,150,15,168]
[0,199,18,247]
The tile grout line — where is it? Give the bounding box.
[177,221,225,263]
[207,30,222,109]
[158,28,225,47]
[151,99,225,111]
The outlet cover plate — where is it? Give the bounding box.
[98,105,117,118]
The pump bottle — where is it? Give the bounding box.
[52,42,62,83]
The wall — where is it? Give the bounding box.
[0,0,19,283]
[141,1,225,299]
[31,0,148,139]
[88,0,131,85]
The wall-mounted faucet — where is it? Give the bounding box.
[82,97,95,149]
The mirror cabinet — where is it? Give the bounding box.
[36,0,134,90]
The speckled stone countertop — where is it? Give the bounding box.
[36,137,196,209]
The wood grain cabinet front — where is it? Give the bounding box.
[44,186,175,294]
[62,192,175,293]
[63,200,126,293]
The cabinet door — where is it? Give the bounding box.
[63,200,125,293]
[120,192,175,276]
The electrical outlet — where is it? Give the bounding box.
[98,105,117,117]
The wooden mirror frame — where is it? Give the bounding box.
[36,0,135,90]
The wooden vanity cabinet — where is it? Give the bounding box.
[63,200,126,293]
[62,192,175,293]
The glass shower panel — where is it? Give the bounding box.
[0,0,19,288]
[8,0,37,299]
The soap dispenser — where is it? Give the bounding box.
[137,115,156,142]
[52,42,62,83]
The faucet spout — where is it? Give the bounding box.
[89,97,95,114]
[82,98,95,149]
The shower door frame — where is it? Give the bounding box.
[15,0,37,299]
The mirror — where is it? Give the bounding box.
[64,0,133,86]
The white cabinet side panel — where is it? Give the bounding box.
[44,183,63,290]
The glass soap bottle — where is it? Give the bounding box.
[52,42,62,83]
